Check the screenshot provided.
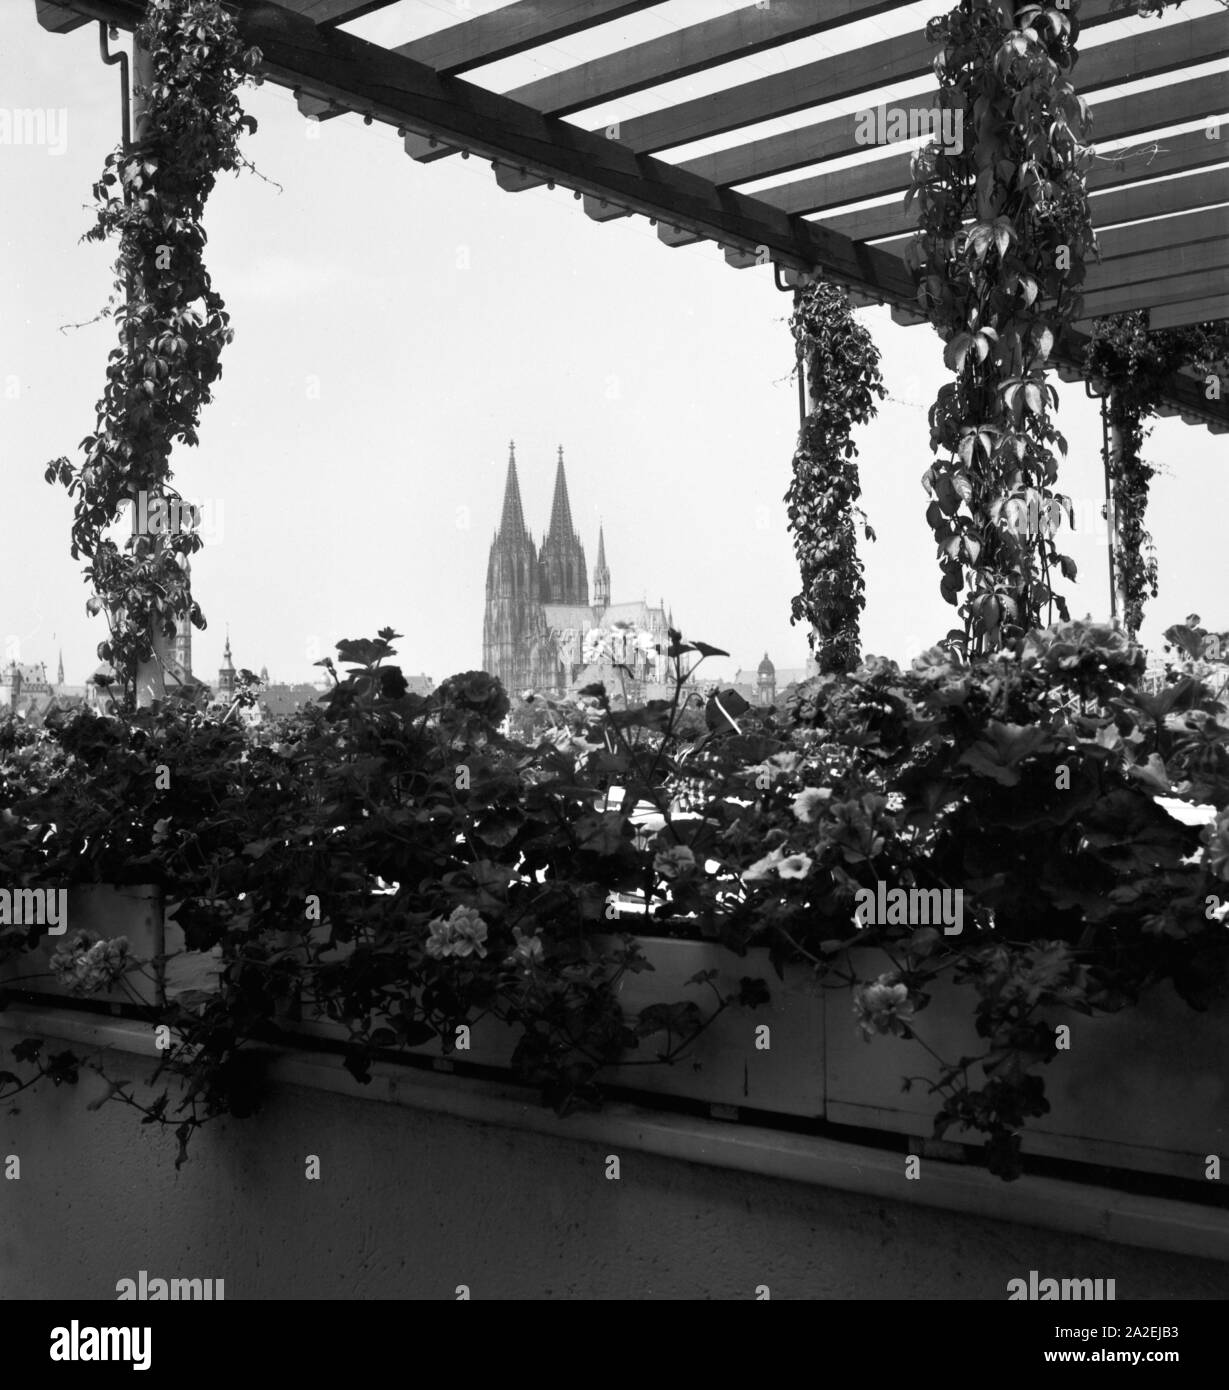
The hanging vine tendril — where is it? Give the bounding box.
[45,0,261,704]
[785,281,885,674]
[1085,312,1229,636]
[908,0,1096,654]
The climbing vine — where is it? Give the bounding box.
[785,281,885,674]
[1085,313,1229,635]
[908,0,1095,654]
[45,0,260,704]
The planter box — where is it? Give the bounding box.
[825,948,1229,1183]
[27,892,1218,1182]
[0,884,163,1007]
[604,937,823,1117]
[277,931,823,1116]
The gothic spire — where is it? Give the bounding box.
[498,440,528,542]
[593,522,611,608]
[57,648,64,686]
[546,445,576,543]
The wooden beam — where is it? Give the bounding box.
[1057,325,1224,429]
[1093,206,1229,261]
[290,0,399,22]
[307,0,675,121]
[584,195,632,222]
[425,0,1123,164]
[1083,170,1229,235]
[1148,297,1229,330]
[1081,238,1229,293]
[259,4,922,299]
[36,0,393,33]
[874,205,1229,262]
[35,0,88,31]
[1077,270,1229,319]
[30,0,1228,433]
[396,0,665,78]
[507,0,904,118]
[613,26,925,156]
[608,0,1208,156]
[493,161,547,193]
[658,223,706,247]
[814,126,1229,243]
[685,65,1223,195]
[755,61,1229,218]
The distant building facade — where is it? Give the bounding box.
[698,654,818,709]
[482,442,672,697]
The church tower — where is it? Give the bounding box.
[218,630,236,701]
[593,524,610,611]
[757,653,776,707]
[172,558,193,682]
[538,446,588,606]
[483,442,549,694]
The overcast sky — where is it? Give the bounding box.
[2,1,1225,688]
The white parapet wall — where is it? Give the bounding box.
[0,1005,1226,1300]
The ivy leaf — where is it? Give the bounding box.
[969,221,995,262]
[935,472,961,514]
[1033,325,1055,364]
[575,812,629,857]
[635,1000,702,1039]
[944,332,973,372]
[737,977,772,1009]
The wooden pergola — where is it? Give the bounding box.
[35,0,1229,434]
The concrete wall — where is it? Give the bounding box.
[1,1032,1226,1300]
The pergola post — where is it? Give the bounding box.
[129,32,170,709]
[1103,389,1131,632]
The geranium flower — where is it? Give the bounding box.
[550,727,600,757]
[910,646,957,681]
[852,972,916,1041]
[1202,810,1229,882]
[742,847,786,882]
[583,628,612,664]
[654,844,697,880]
[425,906,489,960]
[790,787,831,823]
[437,671,510,723]
[504,925,543,970]
[777,853,813,879]
[49,932,130,995]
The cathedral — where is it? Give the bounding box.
[482,443,671,697]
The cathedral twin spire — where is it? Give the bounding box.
[493,441,596,608]
[498,440,530,544]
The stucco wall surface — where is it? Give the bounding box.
[1,1042,1226,1300]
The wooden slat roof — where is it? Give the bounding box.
[35,0,1229,431]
